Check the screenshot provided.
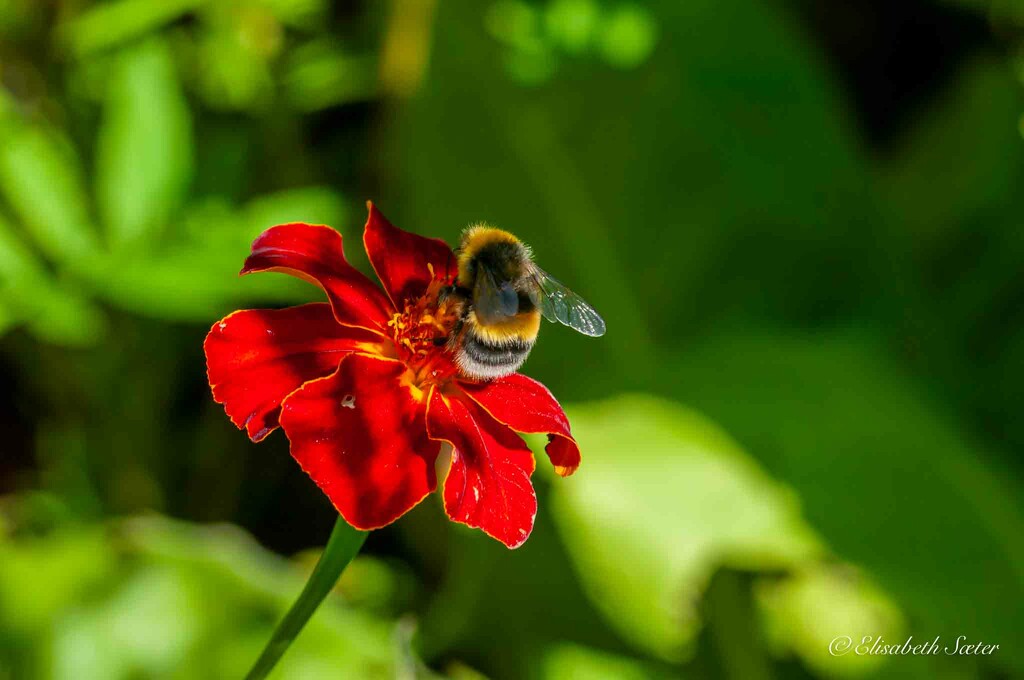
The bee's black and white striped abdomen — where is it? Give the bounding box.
[454,333,534,380]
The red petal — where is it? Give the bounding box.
[205,304,383,442]
[242,223,394,333]
[460,374,581,476]
[278,354,439,530]
[426,390,537,549]
[363,202,457,308]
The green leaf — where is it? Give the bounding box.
[0,211,106,345]
[282,42,379,112]
[875,57,1022,250]
[756,565,904,678]
[82,247,299,322]
[410,497,631,675]
[125,517,391,678]
[0,512,398,678]
[0,527,114,637]
[59,0,206,58]
[194,26,275,112]
[0,208,41,279]
[96,38,193,249]
[869,57,1024,491]
[20,285,107,347]
[940,0,1024,23]
[543,0,601,55]
[78,192,332,322]
[257,0,329,30]
[671,330,1024,674]
[596,4,658,69]
[0,121,99,263]
[541,644,670,680]
[0,300,15,335]
[551,394,823,661]
[244,186,351,231]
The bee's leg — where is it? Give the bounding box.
[437,284,457,302]
[441,319,466,350]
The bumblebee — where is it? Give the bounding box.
[443,225,605,380]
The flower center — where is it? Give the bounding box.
[387,273,462,392]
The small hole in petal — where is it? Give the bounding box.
[341,395,356,409]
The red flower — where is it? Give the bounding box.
[205,203,580,548]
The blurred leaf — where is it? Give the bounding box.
[35,424,104,518]
[65,49,118,104]
[0,121,99,263]
[0,300,15,335]
[0,212,106,345]
[671,329,1024,675]
[123,516,397,678]
[0,513,399,679]
[96,38,193,249]
[596,4,658,69]
[82,246,301,322]
[196,26,275,111]
[52,565,205,679]
[78,188,343,321]
[870,56,1024,493]
[941,0,1024,23]
[0,0,41,36]
[0,209,39,280]
[412,496,631,678]
[756,566,904,678]
[875,57,1023,252]
[330,555,416,616]
[59,0,206,57]
[181,195,247,247]
[543,0,601,55]
[552,394,822,661]
[19,285,106,346]
[257,0,328,30]
[0,527,113,637]
[282,42,379,112]
[244,186,351,230]
[486,0,543,51]
[0,88,14,116]
[541,643,670,680]
[443,660,490,680]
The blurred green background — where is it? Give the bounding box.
[2,0,1024,678]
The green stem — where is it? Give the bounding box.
[705,570,773,680]
[246,517,368,680]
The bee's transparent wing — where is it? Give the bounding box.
[473,264,519,324]
[530,266,606,337]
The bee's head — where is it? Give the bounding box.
[456,225,533,288]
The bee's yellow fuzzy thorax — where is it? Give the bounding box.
[465,308,541,344]
[456,225,523,286]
